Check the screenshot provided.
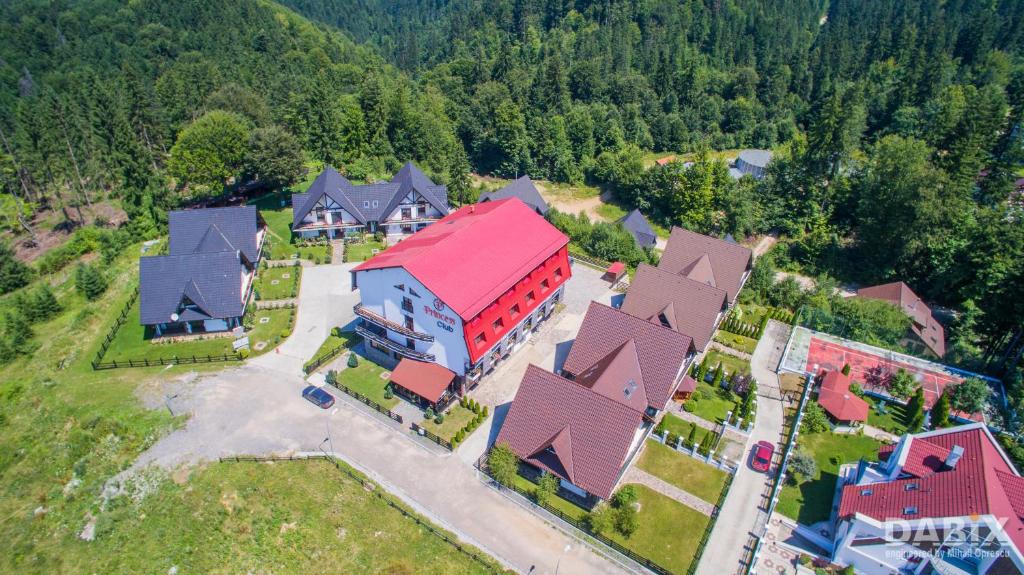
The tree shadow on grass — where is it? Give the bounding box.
[795,471,840,526]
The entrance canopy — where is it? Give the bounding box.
[389,358,456,404]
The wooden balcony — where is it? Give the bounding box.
[356,324,436,362]
[353,304,434,341]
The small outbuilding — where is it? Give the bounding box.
[604,261,626,283]
[388,358,457,410]
[816,370,869,425]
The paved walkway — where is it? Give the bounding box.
[254,298,296,309]
[707,340,753,361]
[696,320,790,575]
[622,466,715,516]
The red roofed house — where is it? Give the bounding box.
[561,302,696,418]
[495,302,695,502]
[816,370,869,425]
[495,365,647,503]
[833,423,1024,575]
[657,227,753,305]
[620,263,729,352]
[351,198,570,392]
[855,281,946,359]
[388,358,456,410]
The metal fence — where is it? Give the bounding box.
[411,422,453,451]
[325,380,403,424]
[218,454,498,572]
[475,454,674,575]
[91,286,139,369]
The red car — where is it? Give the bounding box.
[751,440,774,473]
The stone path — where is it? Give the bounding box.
[622,467,716,516]
[330,240,345,264]
[707,340,753,361]
[254,298,296,309]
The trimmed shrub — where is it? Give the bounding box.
[237,347,251,359]
[434,413,444,424]
[841,363,852,376]
[347,353,359,368]
[425,407,435,420]
[325,370,338,385]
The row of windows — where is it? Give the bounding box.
[473,285,562,349]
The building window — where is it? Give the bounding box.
[526,291,536,305]
[493,317,504,333]
[363,201,370,208]
[904,483,919,491]
[402,296,413,313]
[860,489,873,496]
[409,287,420,298]
[372,200,379,208]
[509,304,520,318]
[395,284,405,291]
[474,333,486,347]
[903,506,918,515]
[404,316,414,331]
[554,267,563,280]
[540,278,550,292]
[406,338,415,350]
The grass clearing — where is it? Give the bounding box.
[605,484,712,575]
[102,301,293,362]
[254,265,300,300]
[658,413,714,447]
[777,432,882,525]
[703,350,751,376]
[713,331,758,355]
[421,403,476,441]
[512,473,590,522]
[304,331,362,372]
[336,358,398,408]
[684,382,740,424]
[345,240,385,262]
[637,440,729,503]
[595,202,628,221]
[865,394,908,434]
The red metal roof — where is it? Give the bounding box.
[838,425,1024,552]
[621,263,728,351]
[352,199,569,320]
[563,302,693,412]
[856,281,946,358]
[495,365,644,499]
[658,228,752,302]
[816,370,869,423]
[388,358,455,403]
[606,261,626,276]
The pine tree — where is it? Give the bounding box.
[712,363,724,388]
[931,392,952,428]
[906,386,926,432]
[0,241,31,295]
[29,284,60,321]
[686,424,697,449]
[75,263,107,301]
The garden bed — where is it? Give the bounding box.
[713,331,758,354]
[254,265,301,300]
[684,382,740,424]
[420,403,476,441]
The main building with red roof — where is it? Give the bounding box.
[833,423,1024,575]
[351,198,571,390]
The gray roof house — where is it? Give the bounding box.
[139,206,264,336]
[730,149,773,180]
[479,175,549,215]
[291,163,449,239]
[617,209,657,249]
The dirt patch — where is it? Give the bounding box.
[9,202,128,262]
[778,373,805,396]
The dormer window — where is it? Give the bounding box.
[363,201,370,208]
[903,506,918,515]
[623,380,637,399]
[904,483,919,491]
[372,200,379,208]
[860,489,873,496]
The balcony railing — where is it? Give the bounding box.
[353,304,434,341]
[356,325,436,362]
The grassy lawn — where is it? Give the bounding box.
[421,403,476,441]
[512,473,590,522]
[248,191,332,263]
[684,381,740,424]
[637,440,729,504]
[595,202,628,221]
[658,413,714,447]
[254,265,300,300]
[864,394,908,434]
[777,432,882,525]
[103,301,293,362]
[66,459,494,574]
[304,331,362,371]
[702,349,751,376]
[345,240,385,262]
[335,358,398,409]
[605,484,712,575]
[713,331,758,354]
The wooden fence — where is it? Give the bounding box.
[410,422,453,451]
[325,380,403,424]
[218,454,498,572]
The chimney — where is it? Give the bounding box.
[943,445,965,470]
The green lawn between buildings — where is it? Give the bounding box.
[685,381,740,424]
[777,432,882,525]
[334,358,399,409]
[713,331,759,355]
[253,265,301,300]
[421,403,476,441]
[249,185,331,263]
[345,240,386,262]
[304,331,362,372]
[102,298,294,363]
[658,413,716,449]
[864,394,909,435]
[637,440,730,504]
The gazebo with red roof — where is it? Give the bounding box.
[816,370,869,424]
[388,358,456,409]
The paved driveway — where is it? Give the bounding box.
[134,361,630,575]
[251,263,358,374]
[696,320,790,575]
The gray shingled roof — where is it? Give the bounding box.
[168,206,260,263]
[617,209,657,248]
[292,163,449,229]
[479,175,549,214]
[139,251,247,325]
